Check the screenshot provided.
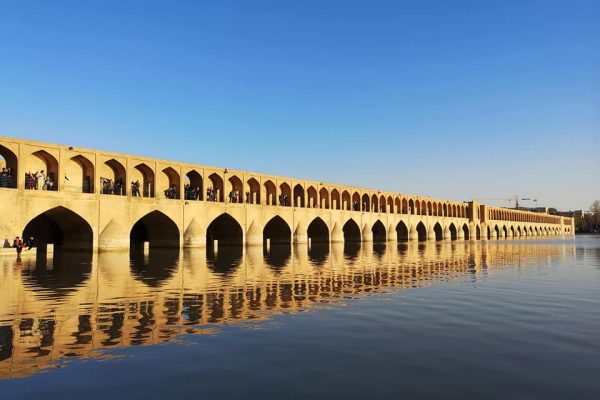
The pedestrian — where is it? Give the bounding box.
[36,170,45,190]
[26,236,35,250]
[13,236,24,255]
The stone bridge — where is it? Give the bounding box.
[0,137,574,255]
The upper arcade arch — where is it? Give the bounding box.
[264,180,276,206]
[67,155,95,194]
[133,163,154,198]
[293,184,305,208]
[331,189,341,210]
[342,190,351,211]
[162,167,180,199]
[185,170,203,200]
[208,173,224,202]
[0,144,17,189]
[246,178,260,204]
[101,159,126,195]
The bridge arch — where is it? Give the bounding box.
[371,194,378,212]
[279,182,291,206]
[416,222,427,241]
[23,206,94,255]
[331,189,341,210]
[307,217,329,243]
[362,194,370,212]
[372,220,386,242]
[31,150,59,190]
[319,187,330,209]
[476,225,481,240]
[0,144,17,188]
[352,192,360,210]
[462,224,470,240]
[343,219,361,242]
[66,155,94,193]
[133,163,155,197]
[264,180,276,205]
[293,184,305,207]
[207,213,243,248]
[102,159,126,195]
[396,221,409,241]
[433,223,443,241]
[394,197,401,214]
[162,167,180,199]
[246,177,260,204]
[207,173,224,202]
[227,175,243,203]
[130,211,180,251]
[307,186,317,208]
[185,170,203,200]
[263,216,291,245]
[342,190,351,210]
[448,223,457,241]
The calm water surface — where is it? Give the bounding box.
[0,238,599,399]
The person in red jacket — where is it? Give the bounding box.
[13,237,24,255]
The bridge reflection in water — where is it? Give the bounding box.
[0,241,574,378]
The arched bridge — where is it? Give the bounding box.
[0,137,574,255]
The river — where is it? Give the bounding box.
[1,237,598,399]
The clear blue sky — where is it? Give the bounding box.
[1,0,598,210]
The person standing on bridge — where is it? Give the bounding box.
[35,170,45,190]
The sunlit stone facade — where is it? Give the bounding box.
[0,137,574,255]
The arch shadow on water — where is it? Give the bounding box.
[308,243,329,266]
[130,248,179,287]
[373,242,387,258]
[264,244,291,271]
[343,242,361,261]
[207,246,243,275]
[21,251,93,297]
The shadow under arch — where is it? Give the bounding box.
[130,248,179,287]
[263,216,291,269]
[307,217,329,264]
[307,217,329,243]
[372,220,386,243]
[23,206,94,256]
[449,223,458,241]
[263,216,291,245]
[206,213,243,267]
[343,219,361,243]
[207,213,243,248]
[396,221,409,242]
[433,222,443,241]
[130,211,180,253]
[416,222,427,242]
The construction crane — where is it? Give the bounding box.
[473,195,538,210]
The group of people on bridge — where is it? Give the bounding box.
[100,177,124,195]
[25,170,55,191]
[0,167,14,188]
